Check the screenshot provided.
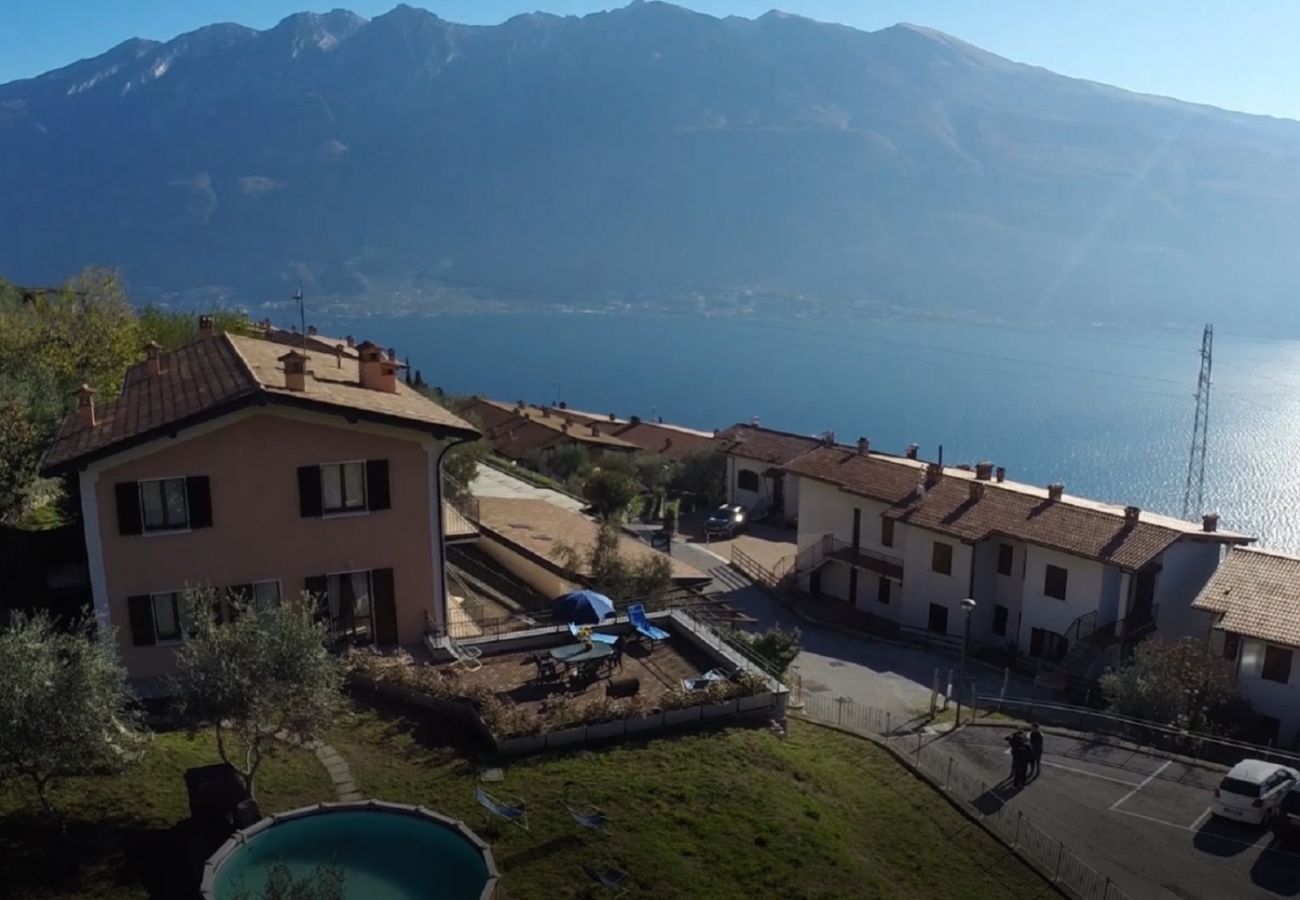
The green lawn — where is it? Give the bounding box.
[0,702,1055,900]
[0,729,332,900]
[331,702,1054,900]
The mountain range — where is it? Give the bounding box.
[3,2,1300,329]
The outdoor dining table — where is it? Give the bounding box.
[549,642,614,666]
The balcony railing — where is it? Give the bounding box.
[442,475,479,540]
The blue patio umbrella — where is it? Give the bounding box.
[552,589,615,625]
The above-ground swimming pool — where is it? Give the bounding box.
[201,801,498,900]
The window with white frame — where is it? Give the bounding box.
[321,462,366,513]
[140,477,189,531]
[250,580,281,611]
[326,571,373,640]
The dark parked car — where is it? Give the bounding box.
[703,504,747,538]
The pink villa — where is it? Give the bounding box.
[40,317,480,687]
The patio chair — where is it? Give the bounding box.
[446,640,483,672]
[582,863,630,894]
[627,603,669,648]
[568,622,619,645]
[563,801,610,831]
[476,786,528,830]
[682,668,729,692]
[529,653,560,681]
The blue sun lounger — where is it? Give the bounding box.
[627,603,669,647]
[582,863,630,894]
[476,786,528,830]
[563,801,610,831]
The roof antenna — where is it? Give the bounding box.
[292,282,306,351]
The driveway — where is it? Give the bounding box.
[470,463,585,511]
[937,725,1300,900]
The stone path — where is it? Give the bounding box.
[272,729,362,802]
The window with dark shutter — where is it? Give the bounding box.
[1044,564,1069,600]
[127,595,156,645]
[116,482,143,535]
[931,541,953,576]
[366,459,391,511]
[1263,646,1293,684]
[372,568,398,645]
[997,544,1014,577]
[186,476,212,529]
[298,465,323,517]
[881,517,895,548]
[737,469,760,492]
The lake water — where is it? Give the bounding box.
[322,310,1300,553]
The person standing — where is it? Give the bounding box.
[1005,730,1026,784]
[1012,739,1033,788]
[1029,724,1044,778]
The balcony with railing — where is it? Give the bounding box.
[442,475,480,542]
[822,537,905,581]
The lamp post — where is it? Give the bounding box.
[955,598,976,726]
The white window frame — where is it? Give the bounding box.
[325,569,375,641]
[149,589,186,645]
[139,476,191,535]
[320,460,368,517]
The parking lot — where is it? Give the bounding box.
[938,726,1300,899]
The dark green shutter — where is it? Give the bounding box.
[115,482,142,535]
[366,459,391,511]
[297,465,322,517]
[127,595,155,646]
[186,476,212,528]
[371,568,398,645]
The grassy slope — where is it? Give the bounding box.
[0,730,332,900]
[0,704,1053,900]
[333,704,1053,900]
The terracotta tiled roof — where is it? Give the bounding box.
[1193,548,1300,647]
[718,424,823,466]
[42,332,477,472]
[785,446,925,505]
[476,496,709,585]
[883,476,1186,570]
[612,421,721,461]
[487,419,566,462]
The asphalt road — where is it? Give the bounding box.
[938,726,1300,900]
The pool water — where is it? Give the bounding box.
[211,808,492,900]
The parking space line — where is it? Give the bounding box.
[1111,806,1193,831]
[1189,807,1212,830]
[1111,807,1300,860]
[1042,760,1144,787]
[1110,759,1172,811]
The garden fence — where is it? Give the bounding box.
[795,691,1133,900]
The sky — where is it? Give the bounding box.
[4,1,1300,120]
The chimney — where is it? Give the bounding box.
[356,341,397,393]
[345,335,355,348]
[630,414,642,426]
[386,347,397,362]
[608,413,616,422]
[925,462,942,484]
[589,423,600,437]
[857,437,870,455]
[75,384,97,428]
[278,350,309,392]
[145,340,163,376]
[1202,513,1220,533]
[905,444,919,460]
[334,344,344,368]
[307,325,318,336]
[1124,505,1141,523]
[1047,483,1065,502]
[975,461,994,481]
[969,482,985,501]
[995,466,1006,483]
[750,415,760,427]
[541,407,551,418]
[821,430,835,448]
[516,399,526,409]
[198,314,214,340]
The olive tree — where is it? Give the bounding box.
[0,612,148,824]
[1100,637,1240,732]
[172,586,343,797]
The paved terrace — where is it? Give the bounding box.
[446,636,720,713]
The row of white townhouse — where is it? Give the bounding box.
[719,424,1253,675]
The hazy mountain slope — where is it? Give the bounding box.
[3,1,1300,328]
